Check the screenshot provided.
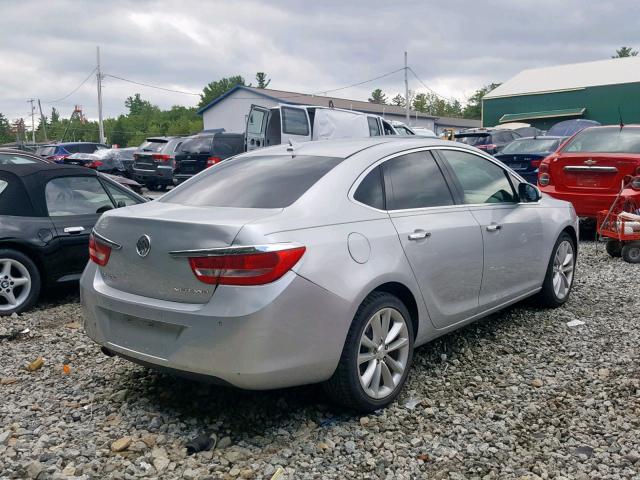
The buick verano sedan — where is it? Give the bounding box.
[81,138,578,411]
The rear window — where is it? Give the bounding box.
[456,134,490,146]
[179,137,213,154]
[282,107,309,136]
[36,146,56,156]
[213,137,244,155]
[501,138,561,154]
[160,155,342,208]
[139,140,168,153]
[562,127,640,154]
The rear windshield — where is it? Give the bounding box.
[138,140,168,153]
[160,155,342,208]
[179,136,213,154]
[563,127,640,154]
[36,146,56,156]
[456,134,489,146]
[501,138,560,154]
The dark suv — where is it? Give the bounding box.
[132,137,186,190]
[455,129,521,155]
[35,142,108,163]
[173,133,245,183]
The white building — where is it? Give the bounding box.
[197,86,479,134]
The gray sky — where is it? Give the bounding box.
[2,0,639,123]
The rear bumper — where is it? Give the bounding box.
[80,263,352,390]
[133,166,173,185]
[539,186,637,218]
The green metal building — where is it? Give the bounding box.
[482,57,640,130]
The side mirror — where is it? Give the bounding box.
[518,183,541,203]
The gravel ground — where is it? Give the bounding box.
[0,241,639,480]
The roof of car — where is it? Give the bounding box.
[0,162,96,177]
[241,137,464,159]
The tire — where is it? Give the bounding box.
[605,240,623,258]
[0,249,41,316]
[534,232,576,308]
[323,292,415,412]
[621,243,640,263]
[146,184,158,191]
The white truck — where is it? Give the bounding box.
[245,104,403,151]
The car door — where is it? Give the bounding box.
[280,106,312,145]
[383,150,484,329]
[246,105,269,151]
[45,175,116,279]
[437,148,545,309]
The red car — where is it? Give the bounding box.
[538,125,640,218]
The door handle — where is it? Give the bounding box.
[408,230,431,241]
[64,226,85,234]
[486,224,502,232]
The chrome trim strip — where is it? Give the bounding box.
[92,230,123,250]
[169,243,302,258]
[563,166,618,172]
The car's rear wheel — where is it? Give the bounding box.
[605,239,623,258]
[0,250,41,316]
[534,232,575,308]
[323,292,414,412]
[622,243,640,263]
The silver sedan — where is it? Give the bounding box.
[81,137,578,411]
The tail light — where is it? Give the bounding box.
[538,162,551,186]
[152,154,171,162]
[89,233,112,266]
[477,144,497,151]
[206,156,222,167]
[86,161,103,169]
[187,245,306,285]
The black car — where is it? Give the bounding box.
[132,137,186,191]
[173,133,245,183]
[455,129,521,155]
[494,136,565,184]
[0,162,146,315]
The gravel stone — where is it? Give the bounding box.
[1,243,639,479]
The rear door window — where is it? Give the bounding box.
[161,155,342,208]
[45,176,115,216]
[382,151,454,210]
[281,107,309,136]
[102,180,141,207]
[212,137,245,156]
[354,166,384,210]
[440,149,516,204]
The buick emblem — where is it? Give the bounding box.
[584,159,597,166]
[136,235,151,257]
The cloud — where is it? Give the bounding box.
[2,0,640,125]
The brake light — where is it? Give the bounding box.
[89,233,112,266]
[477,144,497,151]
[538,162,551,186]
[206,156,222,167]
[86,161,103,169]
[152,153,171,162]
[188,246,306,285]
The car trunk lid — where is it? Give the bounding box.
[94,203,281,302]
[496,153,548,174]
[549,153,638,192]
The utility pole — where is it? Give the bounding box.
[37,99,48,142]
[27,99,36,144]
[96,46,105,144]
[404,51,410,124]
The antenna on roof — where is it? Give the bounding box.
[287,139,294,152]
[329,100,334,109]
[618,106,625,129]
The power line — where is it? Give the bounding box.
[42,67,97,104]
[312,68,406,96]
[103,74,201,96]
[407,66,460,103]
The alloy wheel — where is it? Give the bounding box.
[358,307,410,399]
[552,240,574,300]
[0,258,31,312]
